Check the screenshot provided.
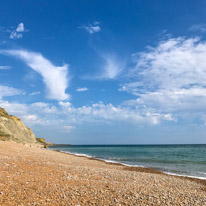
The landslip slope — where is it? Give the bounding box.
[0,107,36,143]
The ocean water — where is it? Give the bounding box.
[49,144,206,179]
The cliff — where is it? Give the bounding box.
[0,107,37,143]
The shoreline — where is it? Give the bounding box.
[1,141,206,205]
[50,148,206,188]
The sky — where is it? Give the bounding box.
[0,0,206,144]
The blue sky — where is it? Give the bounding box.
[1,0,206,144]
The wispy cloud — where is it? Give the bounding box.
[29,91,41,96]
[80,21,101,34]
[0,49,70,100]
[83,53,124,80]
[63,125,75,133]
[96,54,124,80]
[0,85,23,98]
[0,66,11,70]
[76,87,88,92]
[120,37,206,120]
[9,23,26,39]
[188,24,206,32]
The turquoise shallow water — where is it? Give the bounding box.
[50,144,206,179]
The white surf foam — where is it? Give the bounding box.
[50,148,206,181]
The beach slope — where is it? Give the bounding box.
[0,141,205,205]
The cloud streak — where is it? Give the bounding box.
[188,24,206,33]
[0,49,70,100]
[76,87,88,92]
[0,66,11,70]
[0,85,23,98]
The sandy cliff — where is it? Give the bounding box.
[0,107,36,143]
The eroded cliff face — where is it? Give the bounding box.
[0,108,36,143]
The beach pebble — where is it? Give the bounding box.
[0,141,206,206]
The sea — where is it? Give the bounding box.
[49,144,206,179]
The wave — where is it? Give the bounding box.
[164,172,206,180]
[57,150,145,167]
[50,148,206,181]
[58,150,93,158]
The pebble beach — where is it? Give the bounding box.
[0,141,206,206]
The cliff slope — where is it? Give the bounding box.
[0,107,36,143]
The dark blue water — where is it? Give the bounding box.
[49,144,206,179]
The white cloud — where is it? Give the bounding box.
[9,31,22,39]
[0,85,23,98]
[58,101,172,125]
[3,36,206,130]
[0,97,175,136]
[76,87,88,92]
[59,101,72,108]
[31,102,57,113]
[23,114,38,121]
[0,66,11,70]
[80,22,101,34]
[29,91,41,96]
[0,100,29,116]
[0,49,70,101]
[189,24,206,32]
[16,23,25,32]
[9,23,26,39]
[58,101,73,112]
[120,37,206,119]
[0,100,57,126]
